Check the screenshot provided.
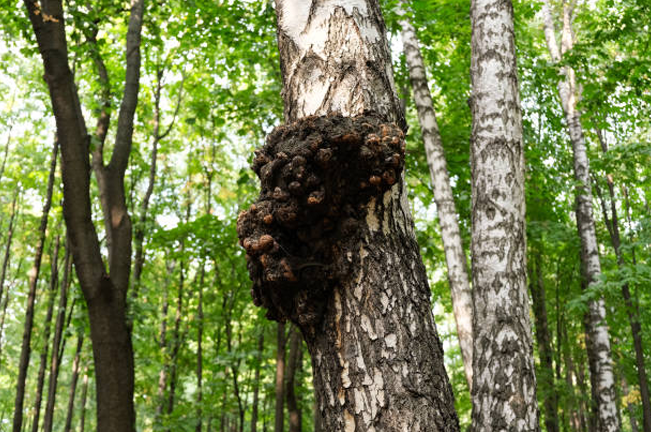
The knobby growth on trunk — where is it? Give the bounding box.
[469,0,539,430]
[237,1,459,430]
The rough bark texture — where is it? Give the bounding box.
[541,2,620,430]
[238,2,459,430]
[31,237,60,432]
[23,0,144,430]
[13,137,58,432]
[398,2,474,390]
[469,0,539,430]
[529,253,560,432]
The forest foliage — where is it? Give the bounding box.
[0,0,649,430]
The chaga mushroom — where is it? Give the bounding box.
[236,113,405,327]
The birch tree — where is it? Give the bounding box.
[541,2,620,430]
[469,0,539,429]
[237,1,459,430]
[397,0,474,390]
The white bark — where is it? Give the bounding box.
[274,0,404,126]
[397,2,473,391]
[267,1,459,429]
[541,2,620,430]
[469,0,539,430]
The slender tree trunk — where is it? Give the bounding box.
[24,0,144,430]
[251,331,264,432]
[42,241,72,432]
[0,190,18,365]
[196,264,205,432]
[13,137,58,432]
[166,257,186,423]
[31,237,60,432]
[132,64,182,292]
[622,377,640,432]
[0,124,11,184]
[529,252,560,432]
[156,267,171,420]
[541,3,620,430]
[469,0,539,430]
[64,334,84,432]
[79,365,89,432]
[286,326,302,432]
[239,1,459,429]
[274,322,285,432]
[397,2,474,390]
[594,130,651,432]
[0,188,18,309]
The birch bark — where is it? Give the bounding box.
[541,2,620,430]
[257,1,459,430]
[469,0,539,430]
[397,1,474,390]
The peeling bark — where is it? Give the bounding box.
[397,1,473,390]
[240,2,459,430]
[541,2,620,430]
[469,0,539,430]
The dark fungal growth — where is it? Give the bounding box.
[236,113,405,328]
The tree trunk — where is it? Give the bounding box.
[529,252,560,432]
[622,377,640,432]
[541,2,620,430]
[594,130,651,432]
[238,1,459,430]
[196,264,205,432]
[156,273,170,420]
[31,236,60,432]
[0,189,18,364]
[166,256,186,423]
[251,331,264,432]
[23,0,144,430]
[0,124,11,183]
[132,64,182,292]
[64,334,84,432]
[42,240,72,432]
[397,1,474,390]
[79,365,89,432]
[13,137,58,432]
[469,0,539,430]
[286,326,302,432]
[0,188,18,311]
[274,322,286,432]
